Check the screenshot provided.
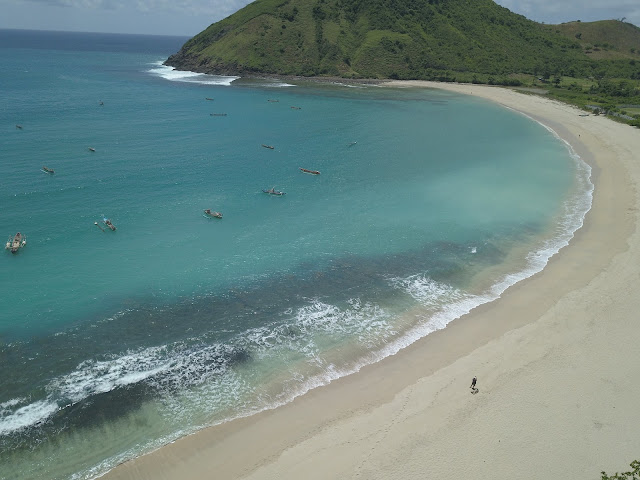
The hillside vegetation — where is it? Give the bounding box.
[546,20,640,60]
[165,0,640,126]
[166,0,639,81]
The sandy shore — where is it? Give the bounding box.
[104,82,640,480]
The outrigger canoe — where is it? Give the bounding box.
[5,232,26,253]
[263,188,285,196]
[103,218,116,231]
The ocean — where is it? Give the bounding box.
[0,29,592,479]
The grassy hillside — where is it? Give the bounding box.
[545,20,640,60]
[164,0,640,126]
[166,0,602,79]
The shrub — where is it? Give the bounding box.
[601,460,640,479]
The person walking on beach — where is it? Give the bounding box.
[470,376,477,389]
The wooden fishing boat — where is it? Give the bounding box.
[5,232,26,253]
[204,209,223,218]
[261,144,275,150]
[42,166,55,174]
[299,168,320,175]
[103,218,116,231]
[263,187,285,196]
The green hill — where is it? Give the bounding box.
[165,0,640,82]
[545,20,640,60]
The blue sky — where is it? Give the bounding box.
[1,0,638,37]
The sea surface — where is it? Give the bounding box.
[0,29,592,479]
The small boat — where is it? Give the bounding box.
[205,97,214,101]
[16,124,23,129]
[300,168,320,175]
[88,147,96,152]
[103,218,116,231]
[99,101,104,106]
[268,99,279,103]
[263,187,285,196]
[204,209,223,218]
[210,113,227,116]
[290,106,301,110]
[42,166,55,174]
[261,144,275,150]
[5,232,26,253]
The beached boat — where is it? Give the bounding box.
[261,144,275,150]
[5,232,26,253]
[103,218,116,231]
[300,168,320,175]
[42,166,55,174]
[263,187,285,196]
[204,209,223,218]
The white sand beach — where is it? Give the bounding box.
[103,82,640,480]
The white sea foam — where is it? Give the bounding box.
[0,343,225,435]
[147,61,238,86]
[48,346,173,403]
[260,82,296,88]
[241,298,394,363]
[388,274,467,307]
[0,399,59,436]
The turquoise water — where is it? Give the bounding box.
[0,30,592,480]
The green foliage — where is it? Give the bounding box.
[601,460,640,479]
[164,0,640,86]
[547,20,640,60]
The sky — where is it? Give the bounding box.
[0,0,638,37]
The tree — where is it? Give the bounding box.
[601,460,640,479]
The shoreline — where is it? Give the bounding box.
[103,82,640,480]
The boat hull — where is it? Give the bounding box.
[6,233,26,253]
